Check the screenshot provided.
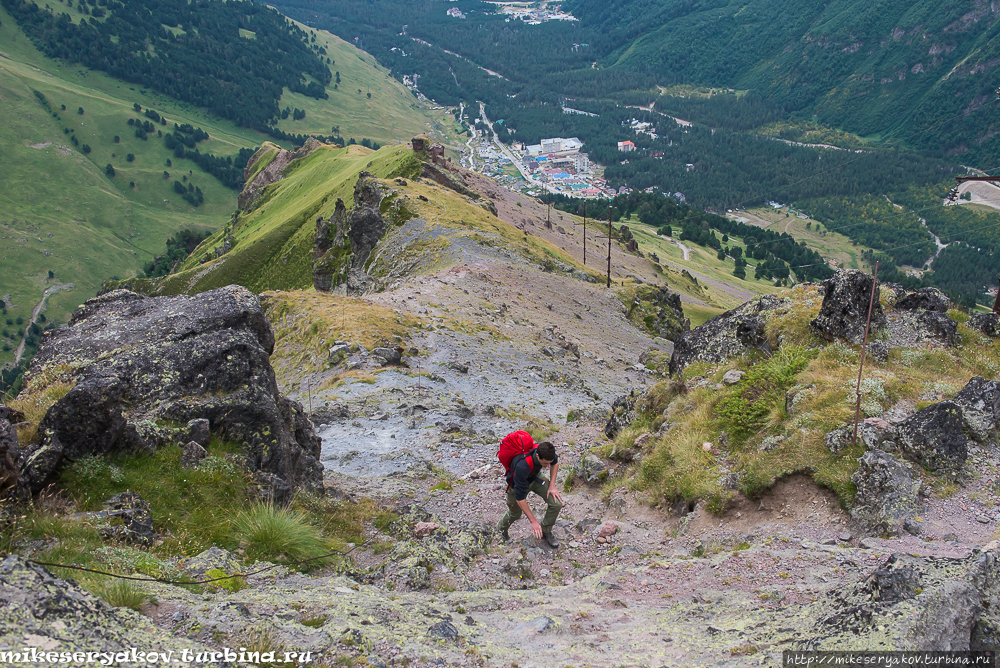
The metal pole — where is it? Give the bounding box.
[546,202,551,229]
[852,260,879,445]
[583,201,587,265]
[992,274,1000,315]
[606,204,612,288]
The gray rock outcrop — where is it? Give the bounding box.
[894,287,951,313]
[313,172,411,295]
[851,450,921,534]
[604,389,646,439]
[968,312,1000,337]
[239,138,324,211]
[810,269,886,344]
[0,555,209,657]
[669,295,785,375]
[886,310,960,348]
[896,401,969,475]
[952,376,1000,442]
[0,405,29,503]
[20,286,322,497]
[628,285,690,342]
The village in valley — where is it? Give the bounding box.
[457,119,677,200]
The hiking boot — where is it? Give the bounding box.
[498,524,510,543]
[542,531,559,549]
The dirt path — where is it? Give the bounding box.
[14,282,74,366]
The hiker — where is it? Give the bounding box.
[496,431,563,548]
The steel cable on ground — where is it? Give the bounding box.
[25,538,375,586]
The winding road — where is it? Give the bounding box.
[14,283,74,366]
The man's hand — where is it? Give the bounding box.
[547,486,563,503]
[530,519,544,539]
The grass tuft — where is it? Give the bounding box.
[234,504,331,567]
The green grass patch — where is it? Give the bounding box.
[715,347,814,443]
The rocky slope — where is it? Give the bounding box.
[3,139,1000,666]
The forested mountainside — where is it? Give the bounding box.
[2,0,331,130]
[566,0,1000,163]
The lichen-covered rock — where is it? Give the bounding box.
[968,312,1000,337]
[896,401,969,475]
[604,389,646,439]
[98,492,154,546]
[373,347,402,365]
[180,441,208,469]
[825,420,896,454]
[886,310,961,348]
[21,286,322,497]
[182,546,242,580]
[866,556,921,603]
[894,287,951,313]
[669,295,785,375]
[810,269,886,343]
[851,450,921,534]
[949,376,1000,443]
[579,454,606,482]
[0,405,28,503]
[185,418,210,446]
[0,555,208,658]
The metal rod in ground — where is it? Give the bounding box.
[853,260,880,445]
[993,274,1000,314]
[583,201,587,265]
[606,205,612,288]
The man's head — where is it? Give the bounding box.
[536,441,556,465]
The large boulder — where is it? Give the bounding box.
[894,287,951,313]
[851,450,921,534]
[968,312,1000,338]
[886,310,961,348]
[896,401,969,475]
[668,295,785,375]
[952,376,1000,442]
[810,269,886,344]
[0,405,29,503]
[20,286,322,496]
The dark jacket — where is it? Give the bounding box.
[508,450,558,501]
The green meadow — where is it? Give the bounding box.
[0,5,454,372]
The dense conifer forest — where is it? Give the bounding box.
[2,0,332,130]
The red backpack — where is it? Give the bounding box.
[498,431,535,489]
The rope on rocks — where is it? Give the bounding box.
[26,538,375,586]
